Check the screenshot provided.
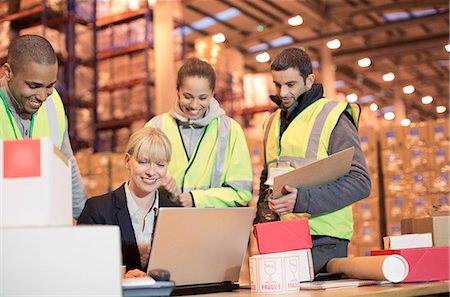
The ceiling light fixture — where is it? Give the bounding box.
[326,39,341,49]
[382,72,395,82]
[403,85,415,94]
[401,119,411,126]
[445,44,450,52]
[436,106,447,113]
[256,52,270,63]
[369,103,378,111]
[256,25,264,32]
[346,93,358,102]
[212,32,226,43]
[384,112,395,120]
[421,95,433,104]
[358,57,371,67]
[288,15,303,26]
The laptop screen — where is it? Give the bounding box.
[147,208,255,286]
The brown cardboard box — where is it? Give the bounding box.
[401,210,450,247]
[428,118,449,145]
[83,174,109,198]
[379,126,404,149]
[403,147,430,172]
[381,149,405,173]
[110,153,128,190]
[359,129,377,154]
[430,145,449,170]
[403,121,429,148]
[89,153,110,175]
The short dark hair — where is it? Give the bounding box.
[7,35,57,72]
[176,57,216,91]
[271,48,312,81]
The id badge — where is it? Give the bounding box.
[264,161,292,186]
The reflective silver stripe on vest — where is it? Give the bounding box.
[45,96,61,147]
[184,179,253,193]
[263,113,277,163]
[305,100,339,159]
[183,186,210,192]
[264,101,339,167]
[211,116,230,187]
[226,180,253,192]
[151,115,163,128]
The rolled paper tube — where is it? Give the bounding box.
[326,255,409,283]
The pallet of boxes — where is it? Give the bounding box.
[250,218,314,293]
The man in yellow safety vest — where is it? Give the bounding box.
[255,48,371,276]
[0,35,86,218]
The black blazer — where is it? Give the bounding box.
[77,183,179,271]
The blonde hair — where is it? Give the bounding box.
[126,127,171,162]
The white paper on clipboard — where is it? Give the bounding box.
[272,147,355,199]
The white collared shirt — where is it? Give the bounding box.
[124,183,159,269]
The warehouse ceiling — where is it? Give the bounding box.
[180,0,449,122]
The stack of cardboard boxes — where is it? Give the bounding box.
[250,219,314,293]
[349,128,382,257]
[76,151,128,198]
[382,119,449,237]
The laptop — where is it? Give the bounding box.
[147,207,255,295]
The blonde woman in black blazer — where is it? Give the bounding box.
[78,127,180,278]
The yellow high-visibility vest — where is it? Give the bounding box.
[146,113,253,208]
[0,88,66,148]
[264,98,360,240]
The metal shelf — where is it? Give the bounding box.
[96,7,150,29]
[98,77,153,92]
[96,42,150,60]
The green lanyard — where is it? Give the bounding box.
[0,88,35,139]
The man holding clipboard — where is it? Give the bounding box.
[254,48,371,276]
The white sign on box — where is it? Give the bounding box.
[0,138,72,227]
[249,249,314,294]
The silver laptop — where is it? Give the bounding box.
[147,208,254,288]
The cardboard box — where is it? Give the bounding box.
[383,233,433,250]
[379,126,404,149]
[0,139,72,227]
[371,247,450,282]
[428,118,449,145]
[1,226,122,296]
[249,249,314,293]
[401,212,450,247]
[403,122,429,148]
[254,218,312,254]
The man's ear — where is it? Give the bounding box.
[306,74,315,90]
[3,63,12,81]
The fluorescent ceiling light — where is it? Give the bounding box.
[403,85,415,94]
[288,15,303,26]
[212,33,226,43]
[384,112,395,120]
[382,72,395,82]
[421,96,433,104]
[326,39,341,49]
[358,57,371,67]
[256,52,270,63]
[401,119,411,126]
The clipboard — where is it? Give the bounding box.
[272,147,355,199]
